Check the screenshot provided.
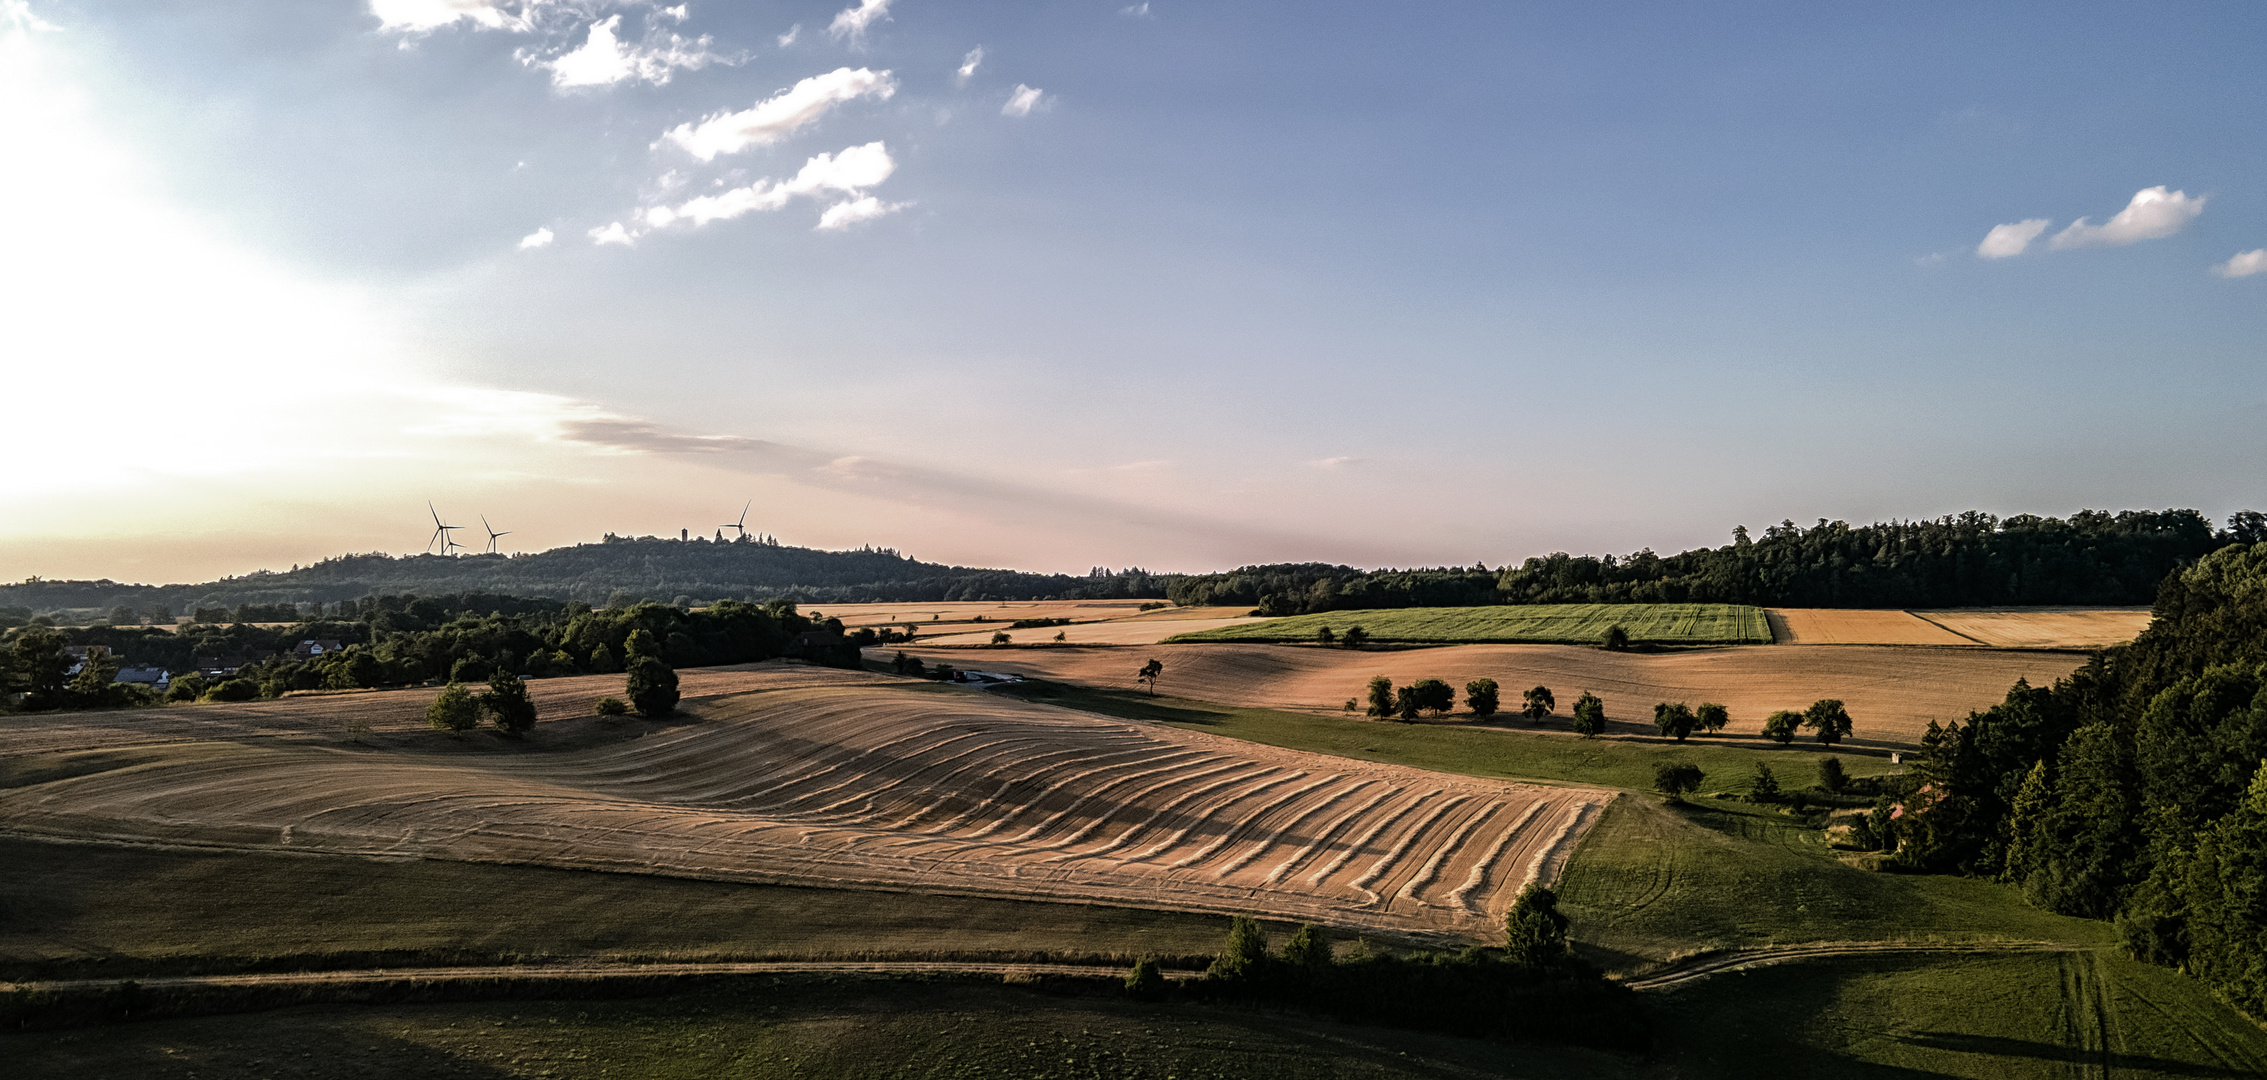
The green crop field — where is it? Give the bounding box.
[1164,604,1772,646]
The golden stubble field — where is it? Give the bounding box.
[911,643,2090,747]
[0,667,1609,944]
[1766,607,2150,648]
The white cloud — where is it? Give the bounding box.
[816,195,907,230]
[638,142,898,232]
[659,67,896,160]
[2216,249,2267,279]
[657,4,687,21]
[2048,186,2206,250]
[518,226,554,249]
[545,14,731,89]
[1120,2,1152,16]
[588,221,633,245]
[1002,84,1043,117]
[956,45,983,84]
[828,0,891,42]
[369,0,537,33]
[777,23,801,47]
[1976,218,2050,259]
[1311,456,1358,468]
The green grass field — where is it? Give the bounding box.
[1164,603,1772,645]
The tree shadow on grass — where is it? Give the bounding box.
[1890,1032,2258,1077]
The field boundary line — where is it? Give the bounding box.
[1903,610,1992,645]
[1620,939,2080,992]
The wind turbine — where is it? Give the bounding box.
[481,515,511,555]
[720,500,751,540]
[427,502,465,555]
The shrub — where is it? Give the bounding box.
[594,696,629,716]
[483,669,538,734]
[1502,884,1570,969]
[588,643,621,674]
[626,655,680,717]
[1600,625,1630,651]
[1522,685,1555,722]
[1652,702,1697,742]
[1818,756,1848,794]
[1695,702,1729,735]
[426,682,481,731]
[1762,709,1801,744]
[1281,923,1334,972]
[1750,762,1782,802]
[1393,686,1423,723]
[163,674,206,703]
[1654,762,1705,800]
[990,631,1011,645]
[1124,957,1167,1000]
[1317,626,1335,646]
[200,678,261,703]
[1341,625,1368,649]
[1465,677,1500,718]
[1205,915,1270,983]
[1364,675,1395,718]
[1570,692,1606,737]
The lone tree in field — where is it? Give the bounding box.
[1341,625,1369,649]
[1522,685,1555,723]
[1124,956,1167,1000]
[1695,702,1729,736]
[1763,709,1801,744]
[1749,762,1782,802]
[1817,756,1848,794]
[1600,624,1630,651]
[1653,702,1698,742]
[1280,923,1334,972]
[624,633,680,717]
[1393,685,1423,723]
[426,681,481,731]
[1365,675,1395,718]
[1317,626,1335,646]
[1503,884,1570,970]
[990,631,1011,645]
[483,669,538,734]
[1465,677,1500,718]
[1654,762,1705,801]
[1570,692,1607,737]
[1803,699,1853,745]
[1136,658,1164,695]
[1205,915,1270,983]
[1410,678,1455,717]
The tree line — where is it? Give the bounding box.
[1352,674,1856,745]
[1882,541,2267,1020]
[0,595,857,712]
[1168,508,2256,613]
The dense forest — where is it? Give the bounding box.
[1890,541,2267,1018]
[1170,509,2262,612]
[0,593,864,709]
[0,535,1167,618]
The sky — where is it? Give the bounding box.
[4,0,2266,584]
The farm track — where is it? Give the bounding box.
[1621,940,2080,992]
[0,674,1613,941]
[0,959,1206,997]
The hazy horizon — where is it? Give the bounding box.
[7,1,2265,585]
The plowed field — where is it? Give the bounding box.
[0,676,1609,943]
[917,644,2086,746]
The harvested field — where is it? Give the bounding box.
[916,616,1269,647]
[1911,608,2152,649]
[0,677,1609,943]
[918,643,2086,747]
[1168,604,1771,646]
[1765,609,1973,647]
[810,600,1156,628]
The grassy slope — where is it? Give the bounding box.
[1168,604,1772,646]
[1003,680,1898,793]
[0,836,1253,981]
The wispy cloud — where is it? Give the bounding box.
[1311,456,1359,468]
[776,23,800,47]
[1002,84,1043,117]
[659,67,896,160]
[518,226,554,249]
[369,0,540,33]
[2216,249,2267,279]
[956,45,983,84]
[828,0,892,43]
[587,221,633,245]
[2049,186,2205,250]
[1976,218,2049,259]
[1120,3,1152,17]
[543,14,735,89]
[637,142,900,233]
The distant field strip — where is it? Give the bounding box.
[1910,609,2152,650]
[0,682,1610,942]
[1164,604,1772,646]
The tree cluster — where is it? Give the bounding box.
[1885,542,2267,1020]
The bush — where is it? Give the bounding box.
[1503,885,1571,969]
[1695,702,1729,735]
[1124,957,1167,1000]
[1750,762,1782,802]
[625,655,680,717]
[199,678,261,703]
[1762,709,1801,744]
[1281,924,1334,972]
[1464,677,1500,718]
[483,670,538,734]
[594,696,629,716]
[426,682,481,731]
[1205,915,1270,982]
[1600,625,1630,651]
[1410,678,1455,716]
[1522,685,1555,723]
[1316,626,1335,646]
[1652,702,1697,742]
[1570,692,1606,737]
[1341,625,1368,649]
[1817,755,1848,794]
[163,674,205,703]
[1364,675,1395,718]
[1393,686,1423,723]
[1654,762,1704,800]
[990,631,1011,645]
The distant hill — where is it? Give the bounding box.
[0,535,1167,616]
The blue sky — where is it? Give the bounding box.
[4,0,2265,582]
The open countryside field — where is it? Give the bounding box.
[1765,607,1974,646]
[0,674,1610,943]
[937,642,2084,746]
[1167,604,1772,646]
[1914,607,2155,648]
[917,616,1270,646]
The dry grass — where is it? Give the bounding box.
[1911,608,2153,649]
[1765,609,1973,646]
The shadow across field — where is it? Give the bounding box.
[1888,1032,2255,1077]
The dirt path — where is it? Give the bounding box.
[1620,939,2078,992]
[0,958,1201,996]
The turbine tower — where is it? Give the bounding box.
[720,500,752,541]
[427,502,465,555]
[481,515,511,555]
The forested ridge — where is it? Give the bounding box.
[0,535,1166,616]
[1893,542,2267,1019]
[1171,509,2261,613]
